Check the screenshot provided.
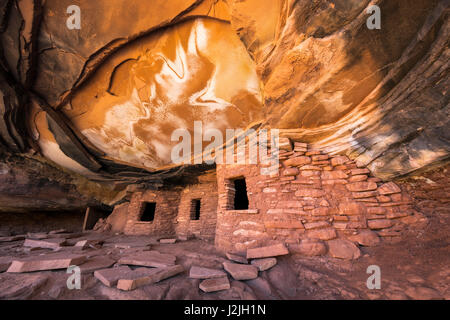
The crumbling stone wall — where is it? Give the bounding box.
[215,139,426,253]
[175,181,218,241]
[124,190,180,237]
[124,175,219,239]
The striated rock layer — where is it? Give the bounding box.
[0,0,448,211]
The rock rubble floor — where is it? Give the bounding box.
[0,212,448,300]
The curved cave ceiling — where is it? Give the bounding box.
[0,0,449,192]
[31,17,263,175]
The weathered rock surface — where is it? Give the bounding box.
[223,261,258,280]
[289,239,327,257]
[250,258,277,271]
[7,253,87,272]
[118,251,176,268]
[246,243,289,259]
[117,265,184,291]
[94,266,133,287]
[327,239,361,260]
[199,277,231,293]
[189,266,227,279]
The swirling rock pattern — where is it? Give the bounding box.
[0,0,448,211]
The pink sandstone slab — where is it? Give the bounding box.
[189,266,227,279]
[223,261,258,280]
[246,243,289,259]
[94,266,132,287]
[79,256,116,274]
[250,258,277,271]
[226,252,248,264]
[199,277,231,293]
[7,253,87,273]
[117,265,184,291]
[23,238,67,249]
[118,250,176,268]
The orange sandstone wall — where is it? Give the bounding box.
[215,139,426,254]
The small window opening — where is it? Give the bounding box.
[233,178,249,210]
[190,199,201,220]
[140,202,156,221]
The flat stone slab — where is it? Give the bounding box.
[118,251,176,268]
[199,277,230,293]
[48,232,84,239]
[79,256,116,274]
[223,261,258,280]
[117,265,184,291]
[189,266,227,279]
[94,266,132,287]
[250,258,277,271]
[24,238,67,250]
[246,243,289,259]
[159,238,177,244]
[7,253,87,273]
[226,252,248,264]
[0,235,25,242]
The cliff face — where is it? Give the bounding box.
[0,0,448,211]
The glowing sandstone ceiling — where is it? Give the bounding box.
[34,18,263,174]
[0,0,449,210]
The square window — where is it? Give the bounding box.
[140,202,156,222]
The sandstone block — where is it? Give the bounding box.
[251,258,277,271]
[199,277,230,293]
[346,182,378,192]
[289,239,327,256]
[246,243,289,259]
[368,219,394,230]
[223,262,258,280]
[347,230,380,247]
[118,251,176,268]
[284,156,311,167]
[189,266,227,279]
[7,253,86,273]
[378,182,402,195]
[327,239,361,260]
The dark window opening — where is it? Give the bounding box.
[190,199,201,220]
[140,202,156,222]
[233,178,249,210]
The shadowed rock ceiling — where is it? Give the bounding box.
[0,0,448,211]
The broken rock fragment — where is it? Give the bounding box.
[118,251,176,268]
[199,277,231,293]
[94,266,132,287]
[250,258,277,271]
[226,252,248,264]
[223,261,258,280]
[327,239,361,260]
[7,253,86,273]
[23,238,66,250]
[79,256,116,274]
[189,266,227,279]
[117,265,184,291]
[246,243,289,259]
